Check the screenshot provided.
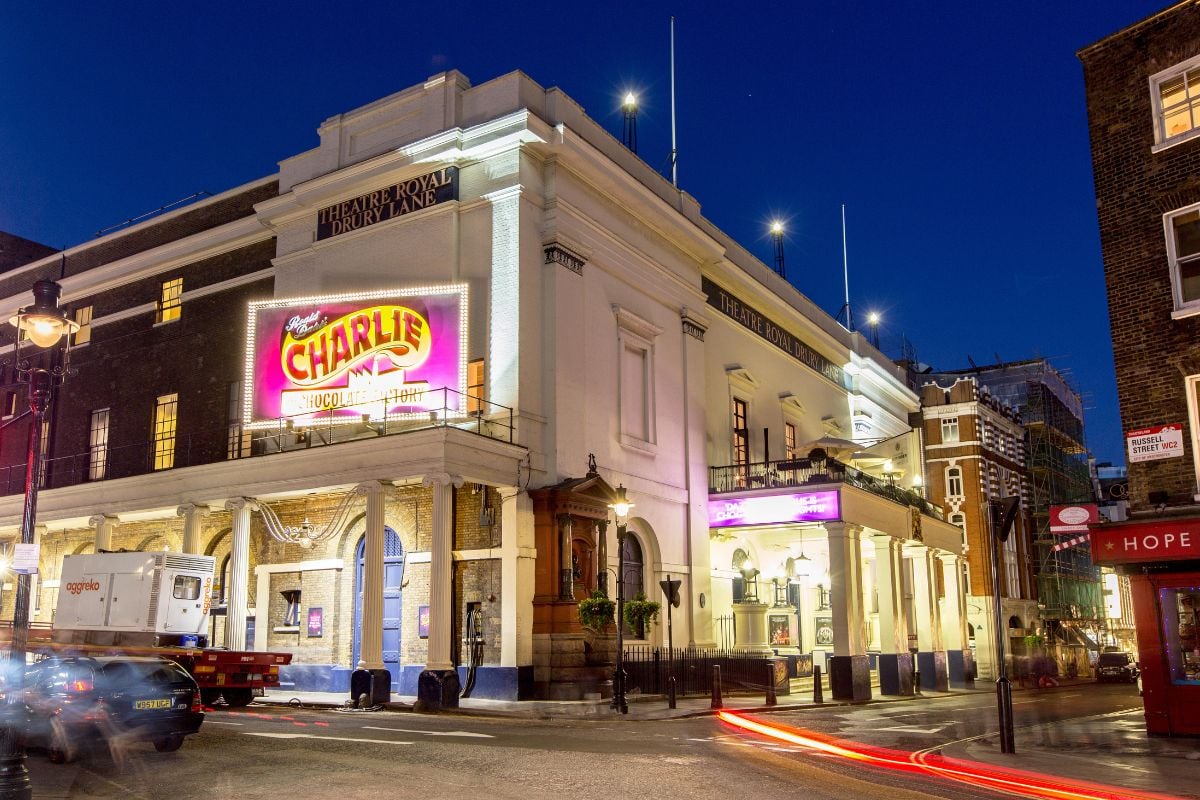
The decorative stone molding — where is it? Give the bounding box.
[544,243,585,275]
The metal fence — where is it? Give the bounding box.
[622,645,776,696]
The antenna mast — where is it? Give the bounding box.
[837,204,853,330]
[670,16,678,187]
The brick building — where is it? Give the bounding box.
[0,70,966,704]
[915,372,1037,680]
[1080,0,1200,735]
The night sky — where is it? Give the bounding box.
[0,1,1168,465]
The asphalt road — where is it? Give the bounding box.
[22,685,1146,800]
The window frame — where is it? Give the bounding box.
[613,307,660,452]
[466,358,486,414]
[946,465,964,498]
[152,393,179,471]
[88,407,110,481]
[1151,54,1200,152]
[73,305,93,346]
[784,421,797,460]
[1165,202,1200,317]
[156,278,183,324]
[732,397,750,473]
[941,417,960,443]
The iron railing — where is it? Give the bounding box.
[0,387,514,497]
[708,456,943,520]
[622,645,777,696]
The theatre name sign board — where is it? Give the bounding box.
[1126,423,1184,463]
[708,490,840,528]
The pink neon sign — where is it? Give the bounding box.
[708,491,841,528]
[244,286,467,426]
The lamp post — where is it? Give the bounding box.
[882,459,900,488]
[621,93,638,154]
[0,279,77,800]
[770,220,786,279]
[608,485,633,714]
[867,311,881,350]
[792,552,812,653]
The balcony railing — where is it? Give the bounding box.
[709,456,943,520]
[0,387,514,497]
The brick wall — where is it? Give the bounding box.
[1081,6,1200,509]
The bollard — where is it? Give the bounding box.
[813,664,824,704]
[711,665,723,709]
[668,676,677,710]
[914,668,923,695]
[765,663,777,706]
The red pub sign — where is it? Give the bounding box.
[1091,518,1200,564]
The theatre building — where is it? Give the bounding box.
[1081,2,1200,735]
[0,69,964,704]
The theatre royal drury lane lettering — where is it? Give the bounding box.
[316,166,459,240]
[702,277,845,387]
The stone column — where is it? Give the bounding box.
[418,472,462,711]
[872,533,913,695]
[176,503,210,555]
[908,544,948,691]
[89,514,118,552]
[826,522,870,700]
[223,498,256,652]
[499,486,535,669]
[357,481,386,672]
[681,308,713,646]
[940,552,972,687]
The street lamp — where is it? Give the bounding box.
[770,220,786,279]
[621,92,638,153]
[608,484,633,714]
[791,552,812,652]
[882,459,901,488]
[0,278,77,800]
[864,311,883,347]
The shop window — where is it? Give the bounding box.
[73,305,93,346]
[1152,55,1200,148]
[941,417,960,443]
[156,278,183,324]
[153,393,178,470]
[88,408,110,481]
[467,358,486,414]
[1166,205,1200,315]
[1163,588,1200,684]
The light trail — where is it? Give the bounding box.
[716,711,1182,800]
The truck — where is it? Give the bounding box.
[40,550,292,707]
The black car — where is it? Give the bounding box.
[19,655,204,763]
[1095,651,1139,684]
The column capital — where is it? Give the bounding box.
[225,497,259,514]
[422,473,464,490]
[871,532,900,547]
[937,551,962,565]
[88,514,118,528]
[824,521,864,538]
[356,480,389,497]
[556,512,574,528]
[176,503,210,519]
[497,486,522,501]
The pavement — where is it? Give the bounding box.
[256,678,1200,799]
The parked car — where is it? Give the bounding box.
[19,655,204,763]
[1095,651,1139,684]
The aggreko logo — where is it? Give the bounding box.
[65,580,100,595]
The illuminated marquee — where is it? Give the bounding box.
[244,285,467,427]
[708,490,841,528]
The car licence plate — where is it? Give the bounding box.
[134,698,172,710]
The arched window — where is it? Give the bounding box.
[946,466,964,497]
[622,534,646,637]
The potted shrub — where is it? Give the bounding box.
[578,591,616,633]
[623,592,661,638]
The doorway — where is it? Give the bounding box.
[353,528,405,690]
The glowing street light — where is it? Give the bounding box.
[769,220,786,279]
[621,92,638,153]
[608,484,635,714]
[867,311,881,349]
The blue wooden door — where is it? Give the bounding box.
[353,528,405,690]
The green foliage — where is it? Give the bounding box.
[623,593,661,632]
[1024,633,1045,648]
[578,591,615,632]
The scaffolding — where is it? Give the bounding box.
[961,359,1102,623]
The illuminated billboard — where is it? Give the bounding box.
[244,284,467,427]
[707,490,840,528]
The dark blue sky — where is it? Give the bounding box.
[0,1,1166,464]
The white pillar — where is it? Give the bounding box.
[89,514,118,552]
[223,497,256,652]
[940,553,968,652]
[680,308,713,646]
[424,473,462,671]
[908,544,943,651]
[872,534,907,655]
[826,522,865,656]
[176,503,209,555]
[357,481,385,670]
[500,486,534,668]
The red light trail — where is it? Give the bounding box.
[717,711,1182,800]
